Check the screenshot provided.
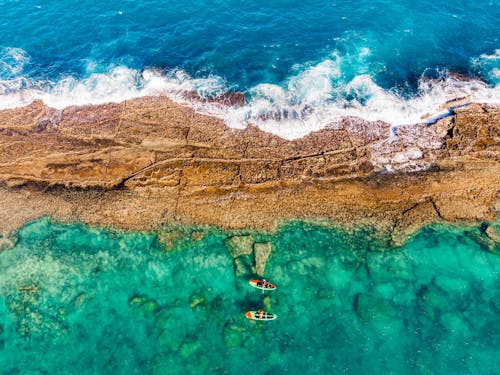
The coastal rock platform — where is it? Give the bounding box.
[0,97,499,245]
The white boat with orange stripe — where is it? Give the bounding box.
[245,309,277,321]
[248,279,277,291]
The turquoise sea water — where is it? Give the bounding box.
[0,1,499,135]
[0,218,498,374]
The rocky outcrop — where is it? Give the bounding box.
[183,91,246,107]
[0,97,498,245]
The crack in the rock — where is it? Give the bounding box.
[241,136,251,159]
[235,163,242,185]
[282,146,360,163]
[390,198,437,237]
[104,150,111,182]
[184,126,191,144]
[276,159,283,180]
[400,201,423,217]
[284,150,325,162]
[113,100,127,141]
[173,163,185,220]
[429,197,444,220]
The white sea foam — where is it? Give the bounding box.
[0,47,30,77]
[0,66,227,110]
[205,64,499,138]
[472,49,500,84]
[0,48,498,139]
[478,49,500,61]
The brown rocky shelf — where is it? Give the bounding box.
[0,96,499,246]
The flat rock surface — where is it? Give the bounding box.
[0,97,499,244]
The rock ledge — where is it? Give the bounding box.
[0,97,499,245]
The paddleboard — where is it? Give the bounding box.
[245,311,277,321]
[249,279,277,291]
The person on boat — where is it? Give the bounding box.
[257,309,265,319]
[259,279,268,288]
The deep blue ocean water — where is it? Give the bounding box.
[0,0,499,136]
[0,218,498,374]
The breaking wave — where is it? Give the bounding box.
[0,47,498,139]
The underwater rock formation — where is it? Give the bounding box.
[0,211,498,374]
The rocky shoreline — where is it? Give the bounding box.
[0,96,499,247]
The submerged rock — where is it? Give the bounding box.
[190,231,204,242]
[157,231,182,251]
[189,293,207,309]
[484,225,500,242]
[253,242,272,276]
[140,300,159,315]
[392,289,417,307]
[418,284,449,320]
[18,283,40,294]
[223,324,247,348]
[1,213,499,373]
[440,312,471,336]
[234,254,254,277]
[129,295,159,314]
[71,293,86,310]
[434,275,470,294]
[262,296,272,312]
[129,295,148,307]
[0,235,16,251]
[179,339,202,358]
[366,251,413,284]
[354,292,396,323]
[225,235,254,258]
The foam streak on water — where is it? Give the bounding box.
[0,218,498,374]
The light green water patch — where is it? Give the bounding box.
[0,218,498,374]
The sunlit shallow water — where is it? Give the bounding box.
[0,218,498,374]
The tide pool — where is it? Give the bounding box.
[0,218,498,374]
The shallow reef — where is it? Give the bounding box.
[0,218,498,374]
